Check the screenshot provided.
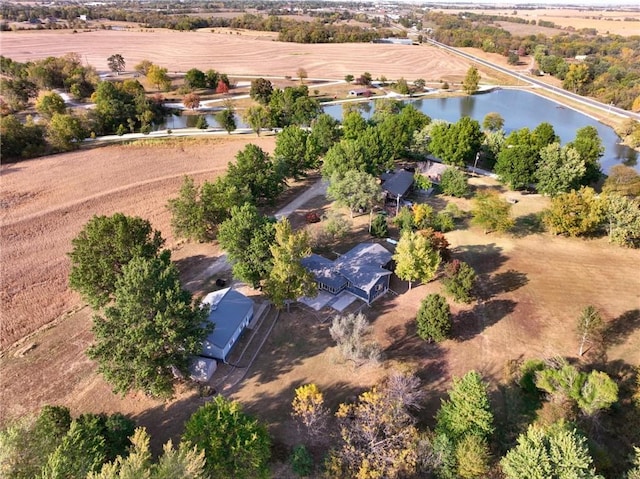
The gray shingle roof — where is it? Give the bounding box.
[382,170,414,198]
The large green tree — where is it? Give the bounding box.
[35,91,66,119]
[243,105,271,136]
[535,143,585,196]
[393,230,442,289]
[603,193,640,248]
[462,66,481,94]
[568,125,604,185]
[416,293,451,342]
[249,78,273,105]
[274,125,311,179]
[440,167,469,197]
[88,256,208,397]
[263,218,316,309]
[442,260,476,304]
[436,371,494,442]
[216,105,236,134]
[217,203,276,288]
[182,396,271,479]
[226,144,285,205]
[327,170,383,218]
[46,112,87,152]
[428,117,483,167]
[501,421,603,479]
[184,68,206,89]
[167,176,206,241]
[68,213,166,308]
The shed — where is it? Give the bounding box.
[201,288,254,362]
[348,88,371,97]
[381,169,414,199]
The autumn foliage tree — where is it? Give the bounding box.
[471,191,514,234]
[291,384,329,440]
[393,230,442,289]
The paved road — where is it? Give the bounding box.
[426,38,640,121]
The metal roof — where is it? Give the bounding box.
[300,254,348,290]
[382,170,414,198]
[201,288,253,357]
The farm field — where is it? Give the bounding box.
[0,28,489,84]
[431,7,640,36]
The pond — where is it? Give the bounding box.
[323,89,638,174]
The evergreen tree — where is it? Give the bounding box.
[416,293,451,342]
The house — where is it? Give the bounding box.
[201,287,254,362]
[416,160,449,184]
[381,169,414,214]
[301,243,393,305]
[348,88,371,97]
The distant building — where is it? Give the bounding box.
[348,88,371,97]
[200,288,254,362]
[372,37,413,46]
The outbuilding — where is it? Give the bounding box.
[201,288,254,362]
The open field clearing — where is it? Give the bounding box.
[0,29,490,83]
[432,7,640,36]
[0,136,276,350]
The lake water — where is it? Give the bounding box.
[158,89,637,173]
[323,89,638,173]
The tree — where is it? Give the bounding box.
[88,428,207,479]
[184,68,206,89]
[296,67,308,84]
[577,305,604,357]
[107,54,125,75]
[182,396,271,479]
[307,113,341,163]
[563,63,591,95]
[167,176,206,241]
[215,79,229,95]
[250,78,273,105]
[200,175,252,233]
[370,213,388,238]
[494,127,543,189]
[535,143,585,196]
[329,373,422,479]
[217,203,275,288]
[291,384,329,439]
[626,447,640,479]
[428,117,483,167]
[471,191,514,234]
[243,105,270,136]
[146,64,171,92]
[0,406,71,479]
[414,78,426,90]
[263,218,316,310]
[501,421,603,479]
[274,125,311,179]
[344,74,354,83]
[436,371,494,442]
[216,105,236,134]
[46,113,86,151]
[182,92,200,110]
[88,256,208,397]
[455,435,490,479]
[0,114,46,160]
[462,66,480,95]
[412,203,434,230]
[226,144,284,205]
[603,193,640,248]
[68,213,166,308]
[603,164,640,198]
[416,293,451,342]
[482,112,504,132]
[327,170,383,218]
[393,230,442,289]
[542,187,605,237]
[329,312,381,364]
[35,91,66,119]
[440,167,469,197]
[134,60,153,76]
[442,260,476,303]
[568,125,604,185]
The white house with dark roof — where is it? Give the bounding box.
[301,243,393,305]
[200,288,254,362]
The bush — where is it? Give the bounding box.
[440,168,469,198]
[140,124,152,135]
[370,213,388,238]
[433,212,455,233]
[195,115,208,129]
[416,293,451,342]
[290,445,314,477]
[116,124,126,136]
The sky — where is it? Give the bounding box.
[388,0,640,5]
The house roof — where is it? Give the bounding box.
[300,254,348,290]
[382,170,414,198]
[335,243,393,292]
[201,288,253,357]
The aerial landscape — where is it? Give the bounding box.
[1,0,639,478]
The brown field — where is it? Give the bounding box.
[0,28,489,83]
[432,7,640,36]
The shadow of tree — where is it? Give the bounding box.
[479,269,529,301]
[453,243,508,277]
[453,299,517,342]
[604,309,640,348]
[512,212,545,238]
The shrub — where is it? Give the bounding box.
[433,212,455,232]
[416,293,451,342]
[290,445,314,477]
[195,115,208,129]
[371,213,389,238]
[116,124,126,136]
[440,168,469,198]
